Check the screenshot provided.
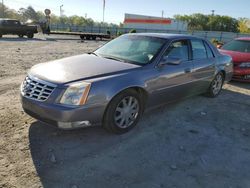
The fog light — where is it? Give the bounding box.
[58,121,91,129]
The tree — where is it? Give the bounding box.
[238,18,250,33]
[174,13,239,32]
[0,2,20,19]
[18,6,39,22]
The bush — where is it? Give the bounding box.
[211,38,224,47]
[117,31,123,36]
[129,29,136,33]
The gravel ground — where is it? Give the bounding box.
[0,34,250,188]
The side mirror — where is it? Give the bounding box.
[158,57,181,67]
[217,44,223,49]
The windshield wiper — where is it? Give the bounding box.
[88,52,99,56]
[103,56,125,62]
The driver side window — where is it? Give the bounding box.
[163,40,189,61]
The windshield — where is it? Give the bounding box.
[222,40,250,53]
[95,35,166,65]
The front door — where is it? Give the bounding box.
[148,39,194,106]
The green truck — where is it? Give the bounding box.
[0,18,38,38]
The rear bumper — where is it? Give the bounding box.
[21,95,107,129]
[233,67,250,82]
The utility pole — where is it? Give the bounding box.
[161,10,164,18]
[1,0,4,18]
[103,0,105,23]
[210,10,215,31]
[211,10,215,16]
[60,4,63,17]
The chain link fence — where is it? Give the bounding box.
[50,24,250,42]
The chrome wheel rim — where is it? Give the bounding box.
[212,74,223,95]
[114,96,139,129]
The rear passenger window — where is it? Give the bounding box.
[204,42,214,58]
[191,40,207,60]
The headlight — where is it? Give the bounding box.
[239,62,250,68]
[60,82,91,106]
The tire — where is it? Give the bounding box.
[18,35,24,38]
[206,72,224,98]
[103,89,144,134]
[0,34,2,38]
[86,36,91,40]
[92,36,96,40]
[27,32,34,39]
[80,35,85,40]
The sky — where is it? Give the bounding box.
[4,0,250,23]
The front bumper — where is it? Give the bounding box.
[233,67,250,82]
[21,95,107,129]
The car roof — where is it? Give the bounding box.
[235,37,250,41]
[126,33,204,40]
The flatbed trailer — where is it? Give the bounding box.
[49,31,110,40]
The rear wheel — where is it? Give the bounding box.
[206,72,224,97]
[103,90,144,134]
[80,35,85,40]
[27,32,34,39]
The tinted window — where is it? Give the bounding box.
[5,20,20,26]
[222,40,250,53]
[191,40,207,59]
[204,42,214,58]
[164,40,189,61]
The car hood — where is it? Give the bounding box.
[219,49,250,63]
[29,54,140,84]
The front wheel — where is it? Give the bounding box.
[27,32,34,39]
[103,90,144,134]
[206,72,224,98]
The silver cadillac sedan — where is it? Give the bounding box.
[21,33,233,134]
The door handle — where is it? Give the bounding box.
[184,68,191,73]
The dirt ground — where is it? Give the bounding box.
[0,34,250,188]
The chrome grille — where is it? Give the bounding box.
[21,76,56,102]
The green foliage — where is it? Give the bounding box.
[0,3,119,27]
[117,31,123,36]
[18,6,40,22]
[238,18,250,34]
[129,29,136,33]
[211,38,224,46]
[174,13,239,32]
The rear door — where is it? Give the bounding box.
[189,39,216,92]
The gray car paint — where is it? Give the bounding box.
[29,54,140,84]
[21,33,233,128]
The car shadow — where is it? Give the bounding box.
[29,88,250,188]
[229,80,250,90]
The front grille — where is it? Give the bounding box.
[21,76,56,102]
